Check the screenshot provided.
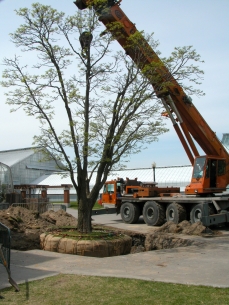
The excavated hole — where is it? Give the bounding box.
[0,207,221,256]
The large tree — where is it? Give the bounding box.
[1,2,204,232]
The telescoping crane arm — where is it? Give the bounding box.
[74,0,229,194]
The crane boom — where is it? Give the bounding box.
[74,0,229,194]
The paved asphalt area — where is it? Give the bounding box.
[1,208,229,290]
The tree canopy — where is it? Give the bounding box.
[1,3,204,232]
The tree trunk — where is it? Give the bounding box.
[77,197,92,233]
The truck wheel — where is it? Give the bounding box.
[120,202,140,224]
[190,204,215,224]
[143,201,165,226]
[166,202,187,224]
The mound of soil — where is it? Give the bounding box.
[144,220,220,251]
[145,233,199,251]
[0,207,78,250]
[156,220,210,235]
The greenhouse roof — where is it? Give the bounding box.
[0,147,36,166]
[0,147,63,171]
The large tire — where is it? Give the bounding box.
[166,202,187,224]
[190,203,215,224]
[142,201,165,226]
[120,202,140,224]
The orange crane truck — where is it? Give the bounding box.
[74,0,229,227]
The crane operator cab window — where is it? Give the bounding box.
[103,183,114,194]
[193,157,206,179]
[205,159,226,178]
[205,158,226,188]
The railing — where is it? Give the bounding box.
[12,202,48,213]
[11,202,67,213]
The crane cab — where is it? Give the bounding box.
[185,156,227,195]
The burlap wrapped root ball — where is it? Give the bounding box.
[40,233,132,257]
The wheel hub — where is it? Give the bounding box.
[124,207,130,218]
[194,209,202,221]
[147,208,154,219]
[168,209,175,220]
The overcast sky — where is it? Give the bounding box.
[0,0,228,168]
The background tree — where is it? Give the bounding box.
[1,3,204,233]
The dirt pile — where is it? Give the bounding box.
[145,233,200,251]
[0,207,78,250]
[41,209,78,227]
[156,220,212,235]
[144,221,215,251]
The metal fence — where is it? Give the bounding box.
[11,202,66,213]
[0,222,11,270]
[12,202,48,213]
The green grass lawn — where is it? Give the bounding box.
[69,201,103,210]
[0,275,228,305]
